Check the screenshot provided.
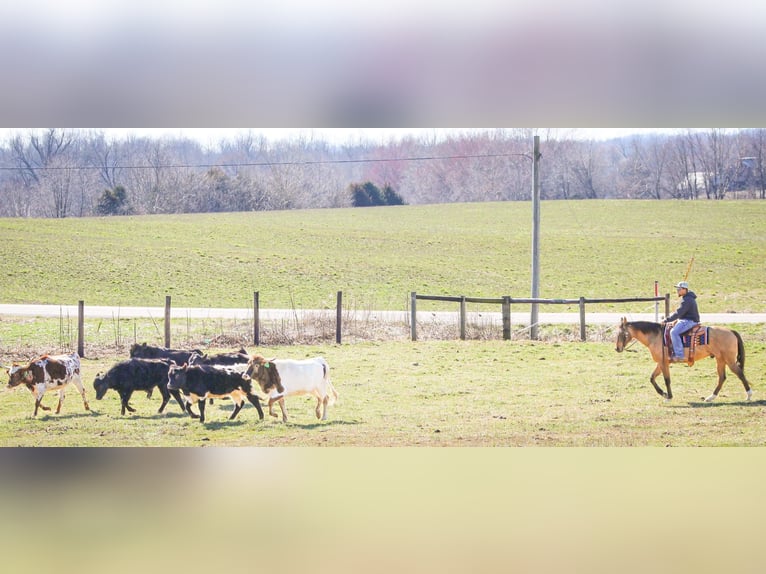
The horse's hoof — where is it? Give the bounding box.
[746,390,753,402]
[704,395,717,403]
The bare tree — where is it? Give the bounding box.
[739,129,766,199]
[1,128,764,218]
[8,129,78,217]
[86,131,123,190]
[668,131,703,199]
[617,135,671,199]
[696,129,736,199]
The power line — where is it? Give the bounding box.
[0,152,532,173]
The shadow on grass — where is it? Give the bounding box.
[199,419,258,431]
[687,399,766,408]
[34,410,106,421]
[283,419,360,430]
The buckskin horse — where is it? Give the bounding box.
[615,317,752,402]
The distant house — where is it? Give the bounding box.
[679,158,760,198]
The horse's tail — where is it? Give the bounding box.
[733,329,746,370]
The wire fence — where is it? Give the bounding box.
[0,291,672,361]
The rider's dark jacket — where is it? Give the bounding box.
[666,290,700,323]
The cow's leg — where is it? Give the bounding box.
[120,390,136,415]
[198,399,206,423]
[229,399,244,420]
[184,400,200,419]
[321,395,329,421]
[71,375,90,411]
[246,393,264,420]
[55,389,66,414]
[268,395,281,418]
[32,387,50,415]
[169,389,195,416]
[278,397,288,423]
[157,387,171,414]
[315,397,322,420]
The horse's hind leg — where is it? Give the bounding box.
[705,358,727,402]
[728,359,752,402]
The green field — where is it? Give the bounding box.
[1,334,765,446]
[1,200,764,312]
[1,200,765,446]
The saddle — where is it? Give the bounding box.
[663,322,708,366]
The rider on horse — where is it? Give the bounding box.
[663,281,700,363]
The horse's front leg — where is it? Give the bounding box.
[650,364,672,400]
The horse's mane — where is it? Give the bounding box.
[627,321,662,335]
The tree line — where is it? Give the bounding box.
[1,128,764,218]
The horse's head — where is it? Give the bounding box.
[615,317,633,352]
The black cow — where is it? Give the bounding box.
[93,358,192,416]
[167,363,264,424]
[189,349,250,405]
[189,348,250,366]
[129,343,202,365]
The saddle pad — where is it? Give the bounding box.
[664,324,708,348]
[682,325,708,347]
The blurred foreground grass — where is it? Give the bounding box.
[1,449,763,574]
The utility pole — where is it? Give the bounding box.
[530,135,541,340]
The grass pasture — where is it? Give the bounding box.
[1,200,765,446]
[1,332,765,446]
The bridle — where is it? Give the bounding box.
[617,324,637,351]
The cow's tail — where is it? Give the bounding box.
[318,357,338,406]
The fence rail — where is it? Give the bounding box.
[2,291,679,355]
[410,292,671,341]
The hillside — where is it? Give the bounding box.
[0,200,764,313]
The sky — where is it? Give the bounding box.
[0,128,691,148]
[2,3,763,128]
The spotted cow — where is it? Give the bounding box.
[5,353,90,417]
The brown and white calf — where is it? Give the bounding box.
[5,353,90,416]
[244,355,338,422]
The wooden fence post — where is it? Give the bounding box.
[502,296,511,341]
[77,300,85,358]
[253,291,260,346]
[164,295,171,348]
[665,294,670,318]
[410,292,417,341]
[336,291,343,344]
[579,297,586,341]
[459,296,466,340]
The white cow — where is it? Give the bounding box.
[244,355,338,422]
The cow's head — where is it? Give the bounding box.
[93,373,110,400]
[167,363,188,391]
[6,364,32,388]
[244,355,284,395]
